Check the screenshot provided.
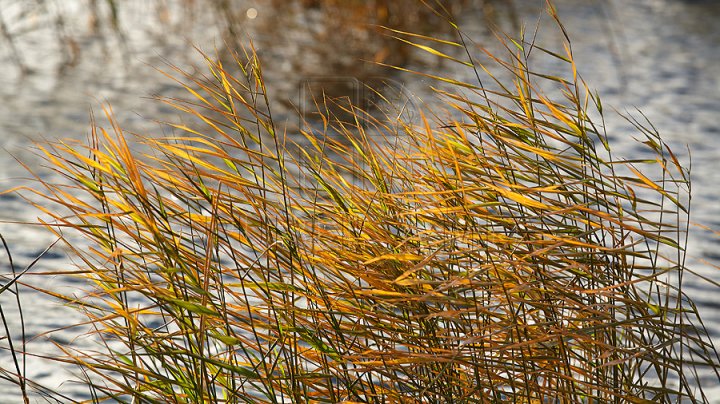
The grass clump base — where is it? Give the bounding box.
[7,4,719,403]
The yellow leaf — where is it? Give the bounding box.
[364,253,423,265]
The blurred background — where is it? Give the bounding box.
[0,0,719,399]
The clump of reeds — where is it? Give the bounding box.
[11,3,720,402]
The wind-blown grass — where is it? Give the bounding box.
[7,3,720,402]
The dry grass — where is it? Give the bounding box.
[3,2,719,402]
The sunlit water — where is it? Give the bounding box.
[0,0,719,401]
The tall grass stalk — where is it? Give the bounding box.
[10,3,720,402]
[0,235,61,404]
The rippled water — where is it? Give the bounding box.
[1,0,719,401]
